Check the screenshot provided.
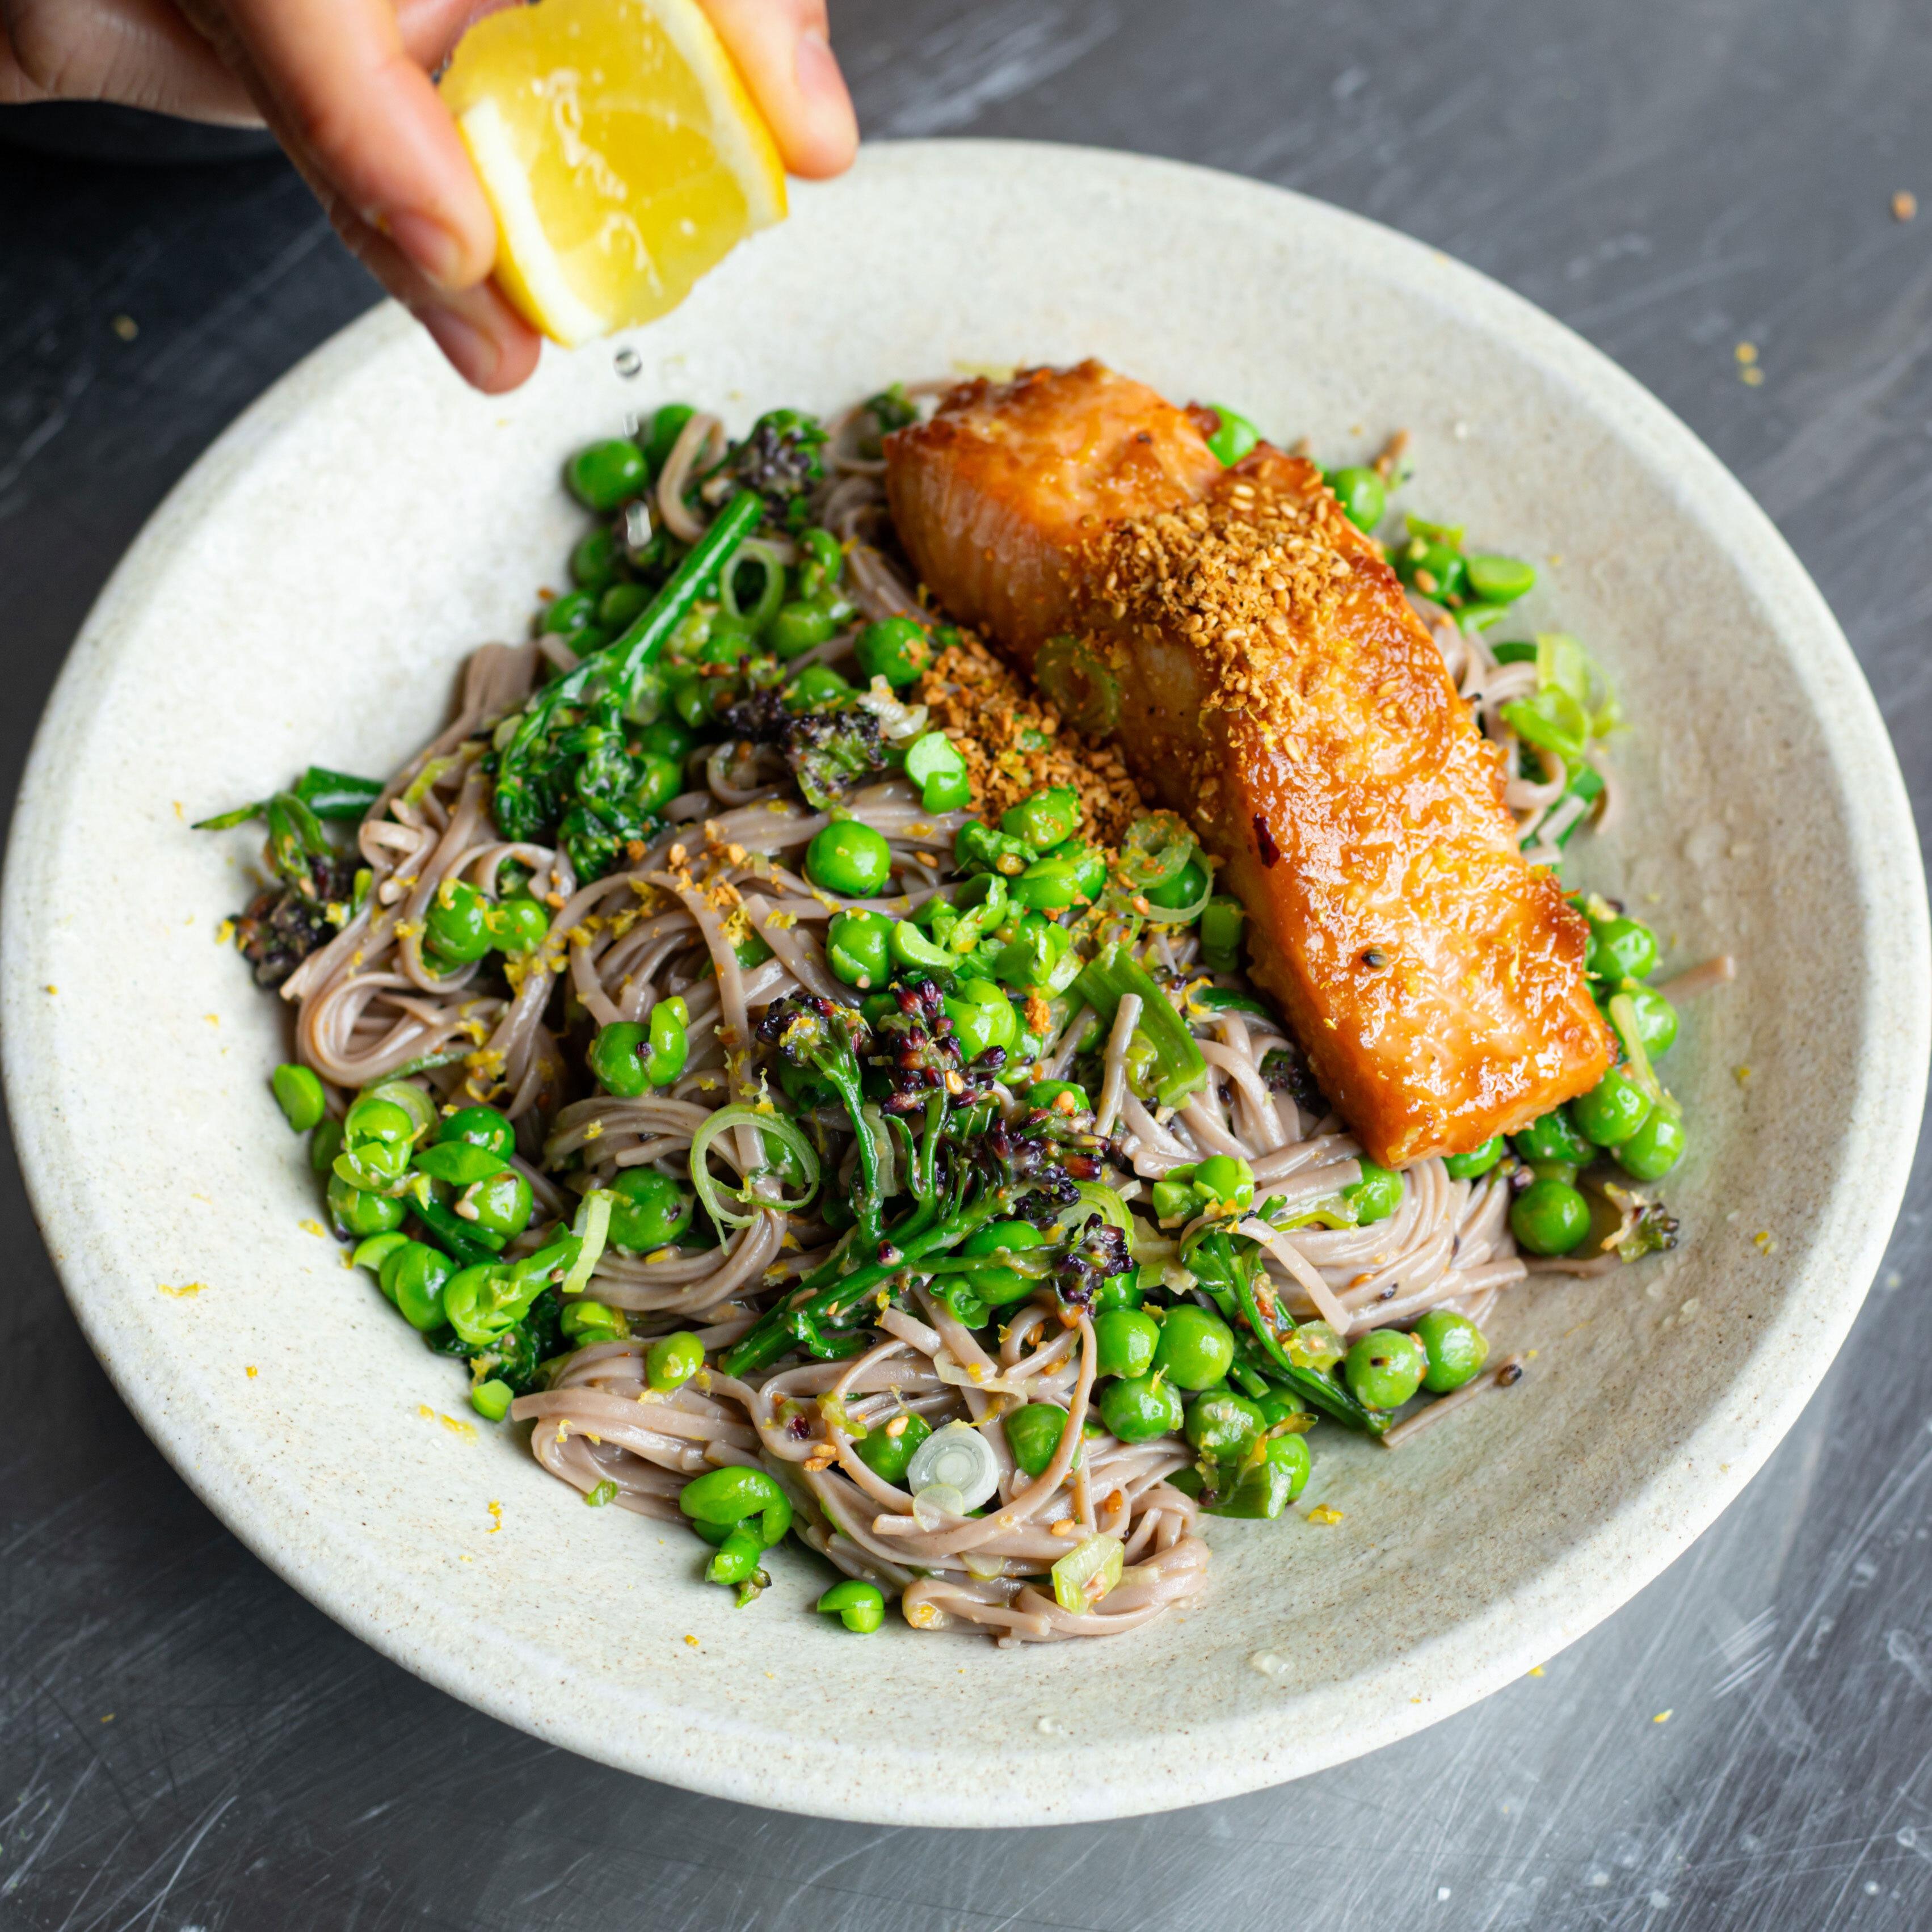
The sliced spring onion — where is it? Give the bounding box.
[1115,812,1196,891]
[559,1189,614,1299]
[1050,1533,1124,1614]
[911,1483,966,1530]
[1059,1180,1133,1237]
[688,1105,822,1228]
[906,1419,999,1511]
[1035,633,1123,735]
[400,755,454,809]
[1189,987,1273,1017]
[1072,944,1208,1108]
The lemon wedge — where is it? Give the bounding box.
[441,0,786,347]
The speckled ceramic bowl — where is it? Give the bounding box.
[4,142,1925,1826]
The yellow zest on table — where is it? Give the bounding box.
[441,0,786,347]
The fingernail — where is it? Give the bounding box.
[386,209,466,290]
[794,27,843,106]
[416,304,500,385]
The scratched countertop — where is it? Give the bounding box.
[3,1,1931,1926]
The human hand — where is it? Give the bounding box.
[1,0,858,392]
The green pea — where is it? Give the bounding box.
[1510,1175,1591,1255]
[413,1139,508,1185]
[671,676,721,729]
[679,1464,791,1538]
[1100,1372,1185,1443]
[766,599,836,660]
[992,914,1077,995]
[1000,786,1081,853]
[463,1167,534,1241]
[1626,986,1679,1057]
[854,1411,931,1484]
[816,1579,886,1632]
[640,403,696,476]
[1465,554,1537,603]
[1443,1136,1505,1181]
[540,589,599,636]
[1154,1304,1236,1390]
[565,438,649,511]
[1199,895,1247,968]
[589,583,645,634]
[1005,1403,1079,1478]
[1093,1273,1143,1312]
[705,1524,766,1586]
[1210,1433,1311,1516]
[1258,1395,1305,1430]
[1093,1307,1160,1379]
[1025,1080,1090,1114]
[344,1094,416,1150]
[1145,856,1207,911]
[960,1218,1047,1307]
[1572,1067,1653,1147]
[354,1231,410,1282]
[437,1104,514,1158]
[943,978,1018,1060]
[1413,1309,1489,1392]
[1616,1109,1685,1181]
[561,1299,628,1343]
[890,920,954,973]
[1398,532,1467,602]
[1205,405,1261,466]
[806,819,893,896]
[1512,1105,1592,1167]
[826,909,893,988]
[646,997,689,1085]
[310,1116,344,1173]
[1529,1159,1580,1188]
[637,717,694,762]
[571,525,620,592]
[471,1379,515,1422]
[785,663,855,711]
[1009,857,1083,911]
[384,1240,455,1331]
[271,1063,326,1133]
[796,526,844,594]
[1192,1155,1256,1214]
[424,879,494,965]
[608,1169,693,1251]
[1344,1328,1426,1409]
[633,752,684,816]
[1185,1388,1266,1462]
[904,731,969,811]
[1589,915,1659,982]
[589,1021,653,1096]
[1346,1160,1404,1225]
[1327,465,1386,531]
[488,896,550,956]
[854,616,929,688]
[646,1331,705,1391]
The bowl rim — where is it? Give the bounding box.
[5,138,1927,1825]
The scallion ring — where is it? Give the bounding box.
[688,1105,822,1229]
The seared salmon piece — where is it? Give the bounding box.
[885,363,1614,1167]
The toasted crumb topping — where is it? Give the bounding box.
[914,629,1142,843]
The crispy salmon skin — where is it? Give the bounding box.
[885,361,1613,1167]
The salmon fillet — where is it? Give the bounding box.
[885,361,1614,1167]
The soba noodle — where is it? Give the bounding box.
[210,382,1695,1644]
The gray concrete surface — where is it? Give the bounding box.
[3,1,1930,1926]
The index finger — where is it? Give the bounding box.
[208,0,496,289]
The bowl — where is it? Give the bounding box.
[4,140,1925,1826]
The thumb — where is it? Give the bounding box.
[698,0,856,180]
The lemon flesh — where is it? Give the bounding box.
[442,0,786,347]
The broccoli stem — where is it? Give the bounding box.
[495,489,763,832]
